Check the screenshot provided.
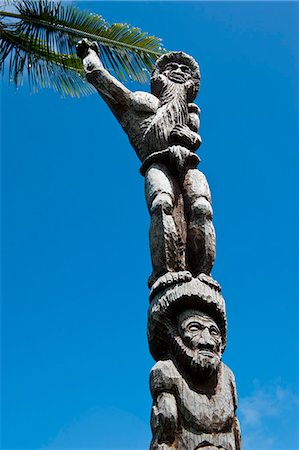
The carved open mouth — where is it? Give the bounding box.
[196,345,215,356]
[198,349,214,356]
[168,73,185,83]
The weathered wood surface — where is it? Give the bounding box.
[148,276,241,449]
[77,39,241,450]
[77,40,215,288]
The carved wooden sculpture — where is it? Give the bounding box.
[77,38,241,450]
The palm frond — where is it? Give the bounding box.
[0,26,95,97]
[0,0,166,97]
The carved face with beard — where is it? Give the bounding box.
[172,309,223,380]
[145,52,200,151]
[151,51,200,102]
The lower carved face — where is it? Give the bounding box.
[174,309,222,379]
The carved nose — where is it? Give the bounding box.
[199,328,214,346]
[201,328,209,338]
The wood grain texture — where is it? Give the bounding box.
[77,40,241,449]
[77,39,215,287]
[147,275,240,449]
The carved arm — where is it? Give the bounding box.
[232,417,242,450]
[188,103,200,132]
[76,39,132,113]
[168,103,201,151]
[150,392,178,449]
[230,372,242,450]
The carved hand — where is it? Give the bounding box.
[76,38,99,59]
[76,39,103,74]
[170,124,201,150]
[150,393,177,449]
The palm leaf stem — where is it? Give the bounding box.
[0,10,165,56]
[0,27,82,72]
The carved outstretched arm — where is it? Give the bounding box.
[76,39,131,115]
[150,392,178,450]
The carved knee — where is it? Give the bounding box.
[150,193,174,216]
[191,197,213,220]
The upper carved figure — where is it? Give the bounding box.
[77,40,216,287]
[76,39,201,164]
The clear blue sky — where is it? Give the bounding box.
[1,1,298,449]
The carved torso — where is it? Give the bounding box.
[120,90,198,162]
[150,359,239,450]
[120,90,159,161]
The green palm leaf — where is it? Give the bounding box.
[0,0,166,97]
[0,26,95,97]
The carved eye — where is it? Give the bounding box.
[165,63,178,71]
[188,322,201,332]
[181,65,191,74]
[210,326,220,336]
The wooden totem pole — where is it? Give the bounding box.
[77,38,242,450]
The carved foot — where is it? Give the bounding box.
[197,273,221,292]
[149,271,192,301]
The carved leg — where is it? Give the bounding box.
[145,163,185,287]
[183,168,216,277]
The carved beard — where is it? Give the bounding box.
[171,334,221,380]
[146,76,189,150]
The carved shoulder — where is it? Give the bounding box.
[130,91,159,113]
[150,360,178,398]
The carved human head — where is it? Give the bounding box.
[173,309,223,379]
[151,51,200,102]
[148,275,227,380]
